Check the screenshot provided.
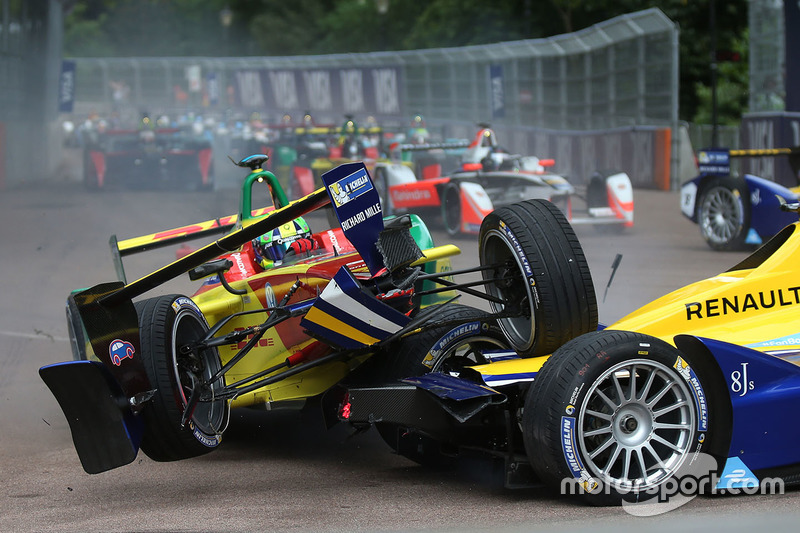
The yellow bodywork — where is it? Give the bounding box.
[470,223,800,381]
[192,245,460,409]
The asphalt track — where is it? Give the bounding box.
[1,180,799,532]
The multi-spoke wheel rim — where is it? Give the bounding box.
[480,229,535,353]
[700,186,742,246]
[577,359,696,491]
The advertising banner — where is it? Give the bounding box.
[490,64,505,119]
[231,66,403,119]
[58,60,76,113]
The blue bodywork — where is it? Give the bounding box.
[682,148,799,246]
[676,334,800,488]
[739,174,798,245]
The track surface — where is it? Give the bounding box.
[1,181,798,532]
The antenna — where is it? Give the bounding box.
[603,254,623,303]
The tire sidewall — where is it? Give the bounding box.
[168,296,224,449]
[138,295,226,459]
[526,331,713,504]
[441,182,461,235]
[374,304,508,381]
[478,211,541,356]
[421,318,507,373]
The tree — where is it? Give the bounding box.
[62,0,751,125]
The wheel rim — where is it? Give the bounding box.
[577,359,696,491]
[172,309,227,437]
[480,228,535,353]
[430,334,508,374]
[700,186,742,246]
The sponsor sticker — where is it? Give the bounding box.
[264,282,277,309]
[328,167,373,208]
[423,321,482,368]
[108,339,135,366]
[673,356,709,432]
[499,220,533,278]
[561,416,599,493]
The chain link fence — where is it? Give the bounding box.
[749,0,785,112]
[61,8,684,188]
[70,8,677,131]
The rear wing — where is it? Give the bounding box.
[389,140,470,157]
[110,207,274,283]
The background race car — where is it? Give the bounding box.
[228,113,336,189]
[374,125,634,235]
[681,146,800,250]
[82,119,214,191]
[288,116,411,200]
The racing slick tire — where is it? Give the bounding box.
[523,330,726,506]
[697,177,751,251]
[373,166,393,217]
[441,182,462,235]
[479,199,597,358]
[379,303,509,379]
[374,304,510,467]
[135,294,229,462]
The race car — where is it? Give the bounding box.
[40,156,596,478]
[235,113,335,187]
[288,116,410,200]
[374,125,634,235]
[681,146,800,250]
[341,193,800,506]
[82,122,214,190]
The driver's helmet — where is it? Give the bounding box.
[252,216,312,269]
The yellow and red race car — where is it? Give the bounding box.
[287,116,414,200]
[41,155,596,479]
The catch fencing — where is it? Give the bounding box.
[66,8,683,188]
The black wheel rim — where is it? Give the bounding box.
[430,334,507,374]
[172,309,227,437]
[480,228,535,353]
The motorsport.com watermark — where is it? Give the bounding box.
[559,453,784,515]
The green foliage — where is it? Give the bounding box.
[63,2,112,57]
[62,0,752,126]
[692,31,749,125]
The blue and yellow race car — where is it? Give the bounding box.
[681,146,800,250]
[342,192,800,506]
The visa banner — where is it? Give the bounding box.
[59,60,76,113]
